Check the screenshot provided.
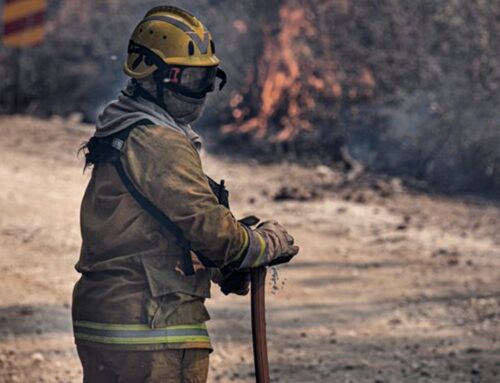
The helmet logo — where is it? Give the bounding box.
[169,67,181,83]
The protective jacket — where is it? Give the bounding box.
[72,122,250,351]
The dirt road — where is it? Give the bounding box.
[0,116,499,383]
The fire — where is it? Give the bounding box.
[223,5,317,142]
[223,4,375,143]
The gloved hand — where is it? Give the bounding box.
[220,271,250,296]
[239,220,299,269]
[210,268,250,296]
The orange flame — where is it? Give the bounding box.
[223,4,376,144]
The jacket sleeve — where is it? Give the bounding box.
[121,124,249,268]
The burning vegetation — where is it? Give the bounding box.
[223,6,318,142]
[0,0,498,193]
[222,4,375,144]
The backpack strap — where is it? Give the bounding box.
[114,156,197,275]
[111,120,221,276]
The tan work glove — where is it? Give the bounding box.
[239,220,299,269]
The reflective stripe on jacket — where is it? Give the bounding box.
[74,321,211,348]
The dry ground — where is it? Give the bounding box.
[0,116,499,383]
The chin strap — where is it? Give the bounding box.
[154,70,168,108]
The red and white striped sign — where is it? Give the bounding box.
[3,0,46,47]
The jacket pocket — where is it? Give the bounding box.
[141,254,211,299]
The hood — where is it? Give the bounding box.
[94,81,202,150]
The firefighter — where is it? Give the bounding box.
[73,5,299,383]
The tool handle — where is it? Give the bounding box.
[251,267,270,383]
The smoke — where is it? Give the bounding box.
[0,0,498,193]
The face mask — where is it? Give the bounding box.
[163,88,207,124]
[137,76,207,124]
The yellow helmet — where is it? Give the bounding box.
[123,6,226,101]
[124,6,219,79]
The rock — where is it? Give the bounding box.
[31,352,45,363]
[388,318,402,326]
[471,367,481,375]
[432,248,459,258]
[273,186,319,201]
[19,306,35,316]
[68,113,83,124]
[390,178,404,193]
[465,347,482,354]
[447,258,459,266]
[432,248,461,266]
[373,179,394,197]
[315,165,335,178]
[355,192,367,203]
[411,362,421,371]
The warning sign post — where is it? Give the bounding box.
[3,0,46,47]
[2,0,47,112]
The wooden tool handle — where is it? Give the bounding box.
[251,267,270,383]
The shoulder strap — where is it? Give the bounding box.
[111,120,218,275]
[106,119,152,153]
[114,157,196,276]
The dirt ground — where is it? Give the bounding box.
[0,116,499,383]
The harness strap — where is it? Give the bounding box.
[107,120,234,276]
[114,157,196,276]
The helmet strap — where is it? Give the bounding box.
[154,70,167,109]
[126,78,167,110]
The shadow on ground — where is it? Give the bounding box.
[0,304,72,339]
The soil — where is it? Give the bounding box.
[0,116,499,383]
